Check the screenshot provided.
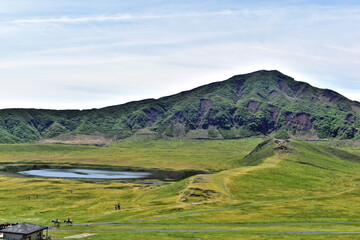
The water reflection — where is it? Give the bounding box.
[19,169,152,179]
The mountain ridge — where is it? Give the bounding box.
[0,70,359,143]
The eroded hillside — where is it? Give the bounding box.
[0,70,359,143]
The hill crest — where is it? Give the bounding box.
[0,70,359,143]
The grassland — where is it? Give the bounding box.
[0,136,263,171]
[0,137,359,239]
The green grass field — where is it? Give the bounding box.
[0,136,263,171]
[0,137,359,239]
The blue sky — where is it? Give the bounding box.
[0,0,359,109]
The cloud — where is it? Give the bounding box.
[10,10,236,24]
[1,1,360,109]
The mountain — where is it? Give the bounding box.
[0,70,359,143]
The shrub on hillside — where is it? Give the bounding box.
[274,129,290,139]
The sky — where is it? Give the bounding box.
[0,0,359,110]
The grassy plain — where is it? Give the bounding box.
[0,136,263,171]
[0,137,359,239]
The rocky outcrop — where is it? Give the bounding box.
[269,105,280,122]
[346,114,355,123]
[247,101,261,113]
[199,99,212,119]
[144,108,159,124]
[197,99,213,128]
[278,80,288,93]
[323,89,339,103]
[268,90,278,98]
[285,112,312,131]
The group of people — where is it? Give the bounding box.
[51,201,121,228]
[115,202,121,210]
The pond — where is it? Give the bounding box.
[19,168,153,180]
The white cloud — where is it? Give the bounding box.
[10,11,236,24]
[1,2,360,109]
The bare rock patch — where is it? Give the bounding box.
[247,100,261,113]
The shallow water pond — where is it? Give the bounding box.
[19,168,153,179]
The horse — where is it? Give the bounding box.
[51,219,61,227]
[64,218,73,226]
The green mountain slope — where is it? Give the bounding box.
[0,70,359,143]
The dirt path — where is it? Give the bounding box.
[53,229,360,235]
[68,222,360,227]
[64,233,96,239]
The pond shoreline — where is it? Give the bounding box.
[0,163,209,181]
